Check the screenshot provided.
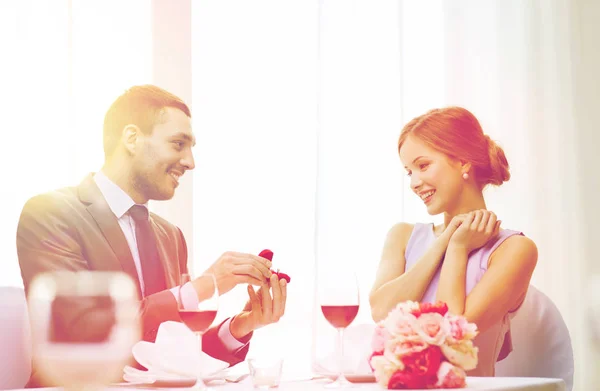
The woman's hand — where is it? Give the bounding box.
[449,210,501,253]
[440,214,468,240]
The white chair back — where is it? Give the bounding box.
[0,286,32,390]
[495,285,574,391]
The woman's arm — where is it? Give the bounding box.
[369,221,460,322]
[466,236,536,332]
[437,211,537,332]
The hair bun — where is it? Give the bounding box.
[486,136,510,185]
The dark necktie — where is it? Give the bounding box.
[129,205,166,296]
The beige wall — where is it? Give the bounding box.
[573,0,600,387]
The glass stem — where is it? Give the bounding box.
[196,331,203,353]
[195,332,207,389]
[338,327,345,379]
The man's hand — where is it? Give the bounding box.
[229,274,288,339]
[192,251,273,299]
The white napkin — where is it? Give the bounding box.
[124,321,229,384]
[313,323,375,376]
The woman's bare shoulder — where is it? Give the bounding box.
[490,234,538,268]
[385,222,415,244]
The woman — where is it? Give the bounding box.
[369,107,537,377]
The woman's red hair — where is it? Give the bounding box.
[398,107,510,188]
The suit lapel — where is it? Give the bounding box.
[78,175,143,298]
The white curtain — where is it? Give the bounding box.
[1,0,69,287]
[438,1,595,388]
[315,0,596,389]
[190,0,318,375]
[0,0,152,288]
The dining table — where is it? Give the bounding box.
[206,376,566,391]
[16,376,566,391]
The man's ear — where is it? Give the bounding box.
[122,124,141,155]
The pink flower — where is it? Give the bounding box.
[372,325,391,353]
[435,361,467,388]
[440,340,479,370]
[402,345,443,377]
[383,310,419,339]
[395,301,421,314]
[370,300,478,389]
[387,370,430,389]
[370,354,398,387]
[415,313,450,346]
[368,351,383,372]
[391,338,428,358]
[411,302,449,318]
[446,314,478,342]
[386,347,441,389]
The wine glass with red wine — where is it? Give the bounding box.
[28,271,139,391]
[178,273,219,390]
[319,269,360,388]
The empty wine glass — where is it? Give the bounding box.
[178,273,219,390]
[27,271,139,391]
[319,269,360,388]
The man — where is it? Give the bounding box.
[17,85,287,386]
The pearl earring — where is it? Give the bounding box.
[462,172,469,180]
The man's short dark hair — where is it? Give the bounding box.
[103,85,191,158]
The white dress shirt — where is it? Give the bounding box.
[93,171,247,352]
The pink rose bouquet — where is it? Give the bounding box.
[369,301,478,389]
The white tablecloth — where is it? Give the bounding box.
[217,376,564,390]
[114,376,563,391]
[20,376,565,391]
